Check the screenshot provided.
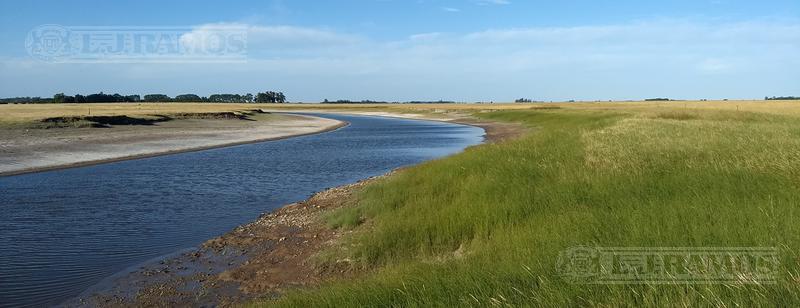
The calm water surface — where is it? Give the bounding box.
[0,113,484,307]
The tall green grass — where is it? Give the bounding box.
[270,109,800,306]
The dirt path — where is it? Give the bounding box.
[64,115,526,307]
[0,113,344,177]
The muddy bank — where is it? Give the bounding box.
[0,113,345,177]
[65,174,378,307]
[64,117,523,307]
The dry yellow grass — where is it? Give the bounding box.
[0,103,279,123]
[550,100,800,116]
[282,100,800,115]
[268,100,800,117]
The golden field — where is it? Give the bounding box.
[2,100,800,124]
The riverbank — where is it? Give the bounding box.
[273,106,800,307]
[66,116,522,307]
[0,112,345,177]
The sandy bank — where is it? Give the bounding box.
[0,113,345,177]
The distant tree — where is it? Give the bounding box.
[0,96,56,104]
[256,92,270,103]
[174,94,202,102]
[143,94,172,102]
[124,94,141,102]
[53,93,67,103]
[5,90,288,104]
[766,96,800,100]
[208,94,245,103]
[256,91,285,103]
[85,92,120,103]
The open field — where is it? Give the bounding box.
[242,100,800,306]
[0,103,291,126]
[3,100,799,124]
[281,99,800,116]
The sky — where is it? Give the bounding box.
[0,0,798,102]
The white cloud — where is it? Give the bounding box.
[442,7,461,12]
[179,23,249,53]
[180,22,361,53]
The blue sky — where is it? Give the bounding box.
[0,0,798,101]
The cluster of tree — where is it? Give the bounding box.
[144,94,171,102]
[147,92,286,103]
[765,96,800,100]
[148,92,286,103]
[515,98,534,103]
[644,98,671,101]
[0,96,52,104]
[208,94,252,103]
[255,91,286,103]
[0,91,287,104]
[54,92,142,103]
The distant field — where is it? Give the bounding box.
[0,103,276,124]
[3,100,800,124]
[280,99,800,115]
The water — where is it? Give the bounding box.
[0,113,484,307]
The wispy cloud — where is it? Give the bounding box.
[442,7,461,12]
[3,19,799,101]
[183,22,361,48]
[476,0,510,5]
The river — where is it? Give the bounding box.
[0,113,484,307]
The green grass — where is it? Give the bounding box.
[266,108,800,307]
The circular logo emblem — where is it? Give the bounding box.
[25,24,71,61]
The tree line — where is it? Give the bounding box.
[765,96,800,100]
[0,91,287,104]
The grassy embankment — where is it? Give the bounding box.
[265,101,800,306]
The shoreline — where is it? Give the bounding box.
[0,114,348,178]
[67,114,525,307]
